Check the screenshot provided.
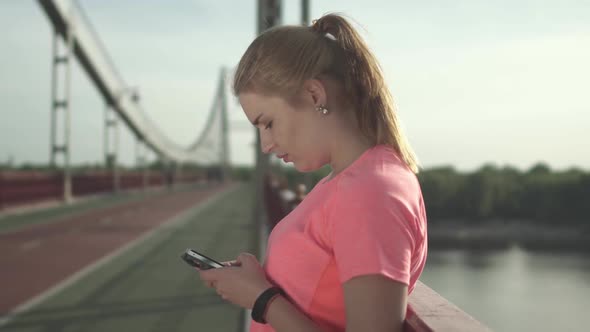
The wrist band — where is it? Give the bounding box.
[251,287,284,324]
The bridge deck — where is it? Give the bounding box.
[0,183,253,332]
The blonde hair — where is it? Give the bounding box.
[233,14,420,173]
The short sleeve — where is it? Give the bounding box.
[327,184,416,285]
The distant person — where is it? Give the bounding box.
[264,172,289,229]
[198,14,427,332]
[289,183,307,210]
[165,167,174,189]
[277,176,295,204]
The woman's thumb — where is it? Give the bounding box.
[237,252,257,266]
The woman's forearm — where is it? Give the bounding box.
[265,296,324,332]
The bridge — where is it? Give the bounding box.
[0,1,490,331]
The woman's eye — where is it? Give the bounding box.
[265,121,273,129]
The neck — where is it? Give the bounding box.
[326,112,373,179]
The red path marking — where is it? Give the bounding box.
[0,184,230,314]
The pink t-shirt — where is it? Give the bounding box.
[251,145,428,332]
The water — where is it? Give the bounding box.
[420,247,590,331]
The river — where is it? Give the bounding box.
[420,246,590,331]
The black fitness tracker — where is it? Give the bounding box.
[251,287,285,324]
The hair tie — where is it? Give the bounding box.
[311,19,336,41]
[324,32,336,41]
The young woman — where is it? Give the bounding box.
[199,13,428,332]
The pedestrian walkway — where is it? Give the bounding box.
[0,183,255,332]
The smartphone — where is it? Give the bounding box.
[181,249,224,270]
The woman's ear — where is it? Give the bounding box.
[302,78,327,107]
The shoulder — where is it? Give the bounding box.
[331,145,422,206]
[320,145,427,241]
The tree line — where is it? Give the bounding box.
[278,162,590,225]
[3,161,589,224]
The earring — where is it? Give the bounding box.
[316,105,329,115]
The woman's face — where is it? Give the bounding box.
[238,90,331,172]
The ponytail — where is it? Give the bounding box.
[311,14,419,173]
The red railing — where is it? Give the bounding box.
[0,170,206,211]
[0,171,63,210]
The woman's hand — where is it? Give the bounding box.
[198,253,273,309]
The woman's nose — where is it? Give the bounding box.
[260,131,274,154]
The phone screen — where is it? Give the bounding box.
[181,249,224,270]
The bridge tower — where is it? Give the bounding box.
[49,11,74,203]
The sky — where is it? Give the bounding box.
[0,0,589,172]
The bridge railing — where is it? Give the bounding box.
[0,170,208,211]
[405,281,491,332]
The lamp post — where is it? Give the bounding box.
[105,86,140,193]
[136,135,149,191]
[300,0,314,190]
[253,0,282,258]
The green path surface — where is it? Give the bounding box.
[1,184,255,332]
[0,184,208,234]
